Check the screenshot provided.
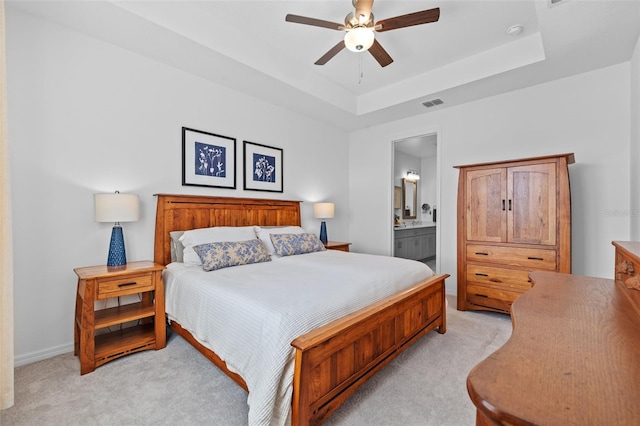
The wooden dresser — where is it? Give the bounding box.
[466,243,640,425]
[613,240,640,310]
[467,272,640,426]
[454,153,574,313]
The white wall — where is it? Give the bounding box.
[350,63,631,294]
[6,8,350,365]
[420,155,437,223]
[631,35,640,240]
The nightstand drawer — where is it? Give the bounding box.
[97,274,154,299]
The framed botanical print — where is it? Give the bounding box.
[243,140,283,193]
[182,127,236,189]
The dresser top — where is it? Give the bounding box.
[612,240,640,259]
[467,271,640,425]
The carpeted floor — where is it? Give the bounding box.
[1,296,511,426]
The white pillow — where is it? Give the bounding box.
[179,226,257,265]
[170,231,185,263]
[254,225,306,256]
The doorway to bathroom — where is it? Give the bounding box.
[392,133,439,272]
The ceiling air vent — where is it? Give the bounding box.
[422,98,444,108]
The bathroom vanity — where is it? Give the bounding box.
[394,223,436,261]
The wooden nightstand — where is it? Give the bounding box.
[324,241,351,252]
[73,261,166,375]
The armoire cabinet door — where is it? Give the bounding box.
[507,162,557,245]
[465,168,507,242]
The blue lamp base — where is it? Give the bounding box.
[319,221,328,245]
[107,225,127,267]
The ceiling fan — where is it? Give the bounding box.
[285,0,440,67]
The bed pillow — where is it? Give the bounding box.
[180,226,258,265]
[254,226,306,256]
[170,231,185,263]
[270,233,326,257]
[193,239,271,271]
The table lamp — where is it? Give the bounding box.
[313,202,334,245]
[94,191,140,267]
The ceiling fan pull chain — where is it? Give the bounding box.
[358,55,364,84]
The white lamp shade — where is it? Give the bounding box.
[344,27,375,52]
[94,193,140,223]
[314,202,335,219]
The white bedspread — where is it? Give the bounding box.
[163,250,434,426]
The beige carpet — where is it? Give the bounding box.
[1,296,511,426]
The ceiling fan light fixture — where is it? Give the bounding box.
[344,27,374,52]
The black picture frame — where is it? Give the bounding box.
[182,127,236,189]
[243,140,283,193]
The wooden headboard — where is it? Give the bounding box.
[153,194,302,265]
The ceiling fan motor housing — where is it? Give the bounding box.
[345,11,374,28]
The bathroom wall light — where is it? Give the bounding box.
[406,170,420,181]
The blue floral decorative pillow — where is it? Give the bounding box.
[270,233,326,257]
[193,239,271,271]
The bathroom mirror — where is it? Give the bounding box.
[402,178,417,219]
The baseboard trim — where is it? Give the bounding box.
[15,343,74,367]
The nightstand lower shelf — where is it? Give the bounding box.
[94,324,156,368]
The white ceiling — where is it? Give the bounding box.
[9,0,640,131]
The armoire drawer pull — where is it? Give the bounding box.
[475,273,489,277]
[527,256,544,261]
[489,278,502,283]
[475,252,489,256]
[475,294,489,298]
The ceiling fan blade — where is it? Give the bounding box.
[375,7,440,32]
[369,39,393,67]
[315,41,346,65]
[285,14,344,31]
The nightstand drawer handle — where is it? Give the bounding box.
[118,282,138,288]
[475,252,489,256]
[527,256,544,261]
[475,273,489,277]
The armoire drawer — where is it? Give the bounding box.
[466,264,533,292]
[466,284,521,312]
[467,245,557,270]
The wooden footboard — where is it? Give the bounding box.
[291,273,448,426]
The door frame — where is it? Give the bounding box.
[390,128,442,273]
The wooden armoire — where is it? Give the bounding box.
[454,153,574,313]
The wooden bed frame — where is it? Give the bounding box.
[153,194,448,425]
